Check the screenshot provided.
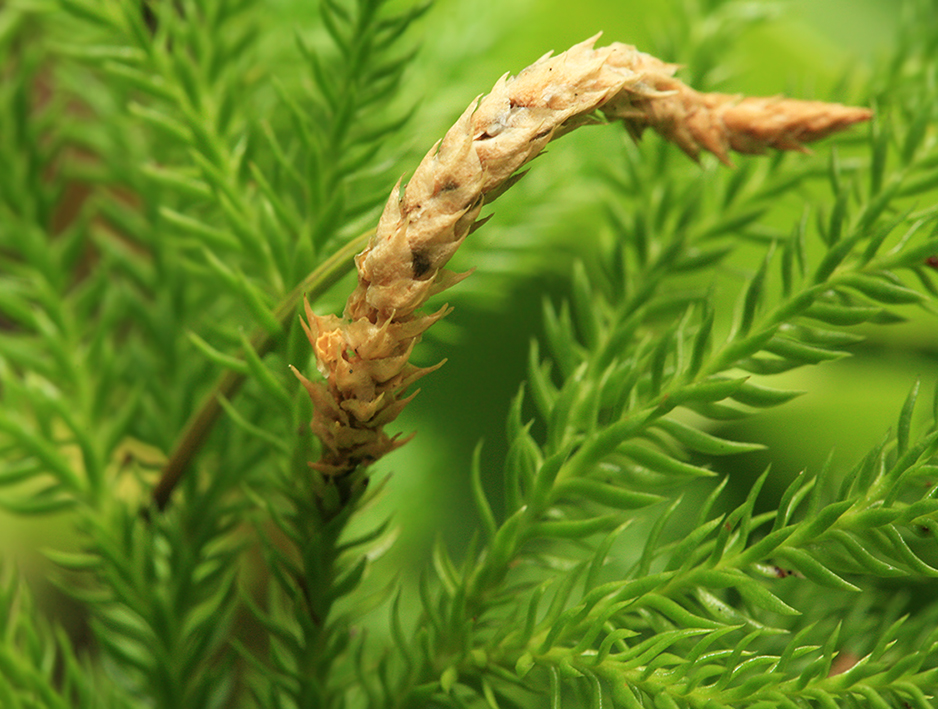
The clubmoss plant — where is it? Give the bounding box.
[1,0,938,708]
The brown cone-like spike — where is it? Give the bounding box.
[295,35,872,476]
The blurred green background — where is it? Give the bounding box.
[366,0,932,565]
[4,0,934,601]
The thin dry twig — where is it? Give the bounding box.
[294,35,872,477]
[150,229,374,510]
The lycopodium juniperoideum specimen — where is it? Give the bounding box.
[293,35,872,479]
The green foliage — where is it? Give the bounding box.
[1,0,938,707]
[0,567,129,709]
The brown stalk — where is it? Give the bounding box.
[294,35,872,478]
[150,229,373,511]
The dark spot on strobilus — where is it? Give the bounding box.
[412,249,432,278]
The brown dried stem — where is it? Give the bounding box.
[295,35,872,477]
[150,229,374,511]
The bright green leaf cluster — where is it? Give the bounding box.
[1,0,938,707]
